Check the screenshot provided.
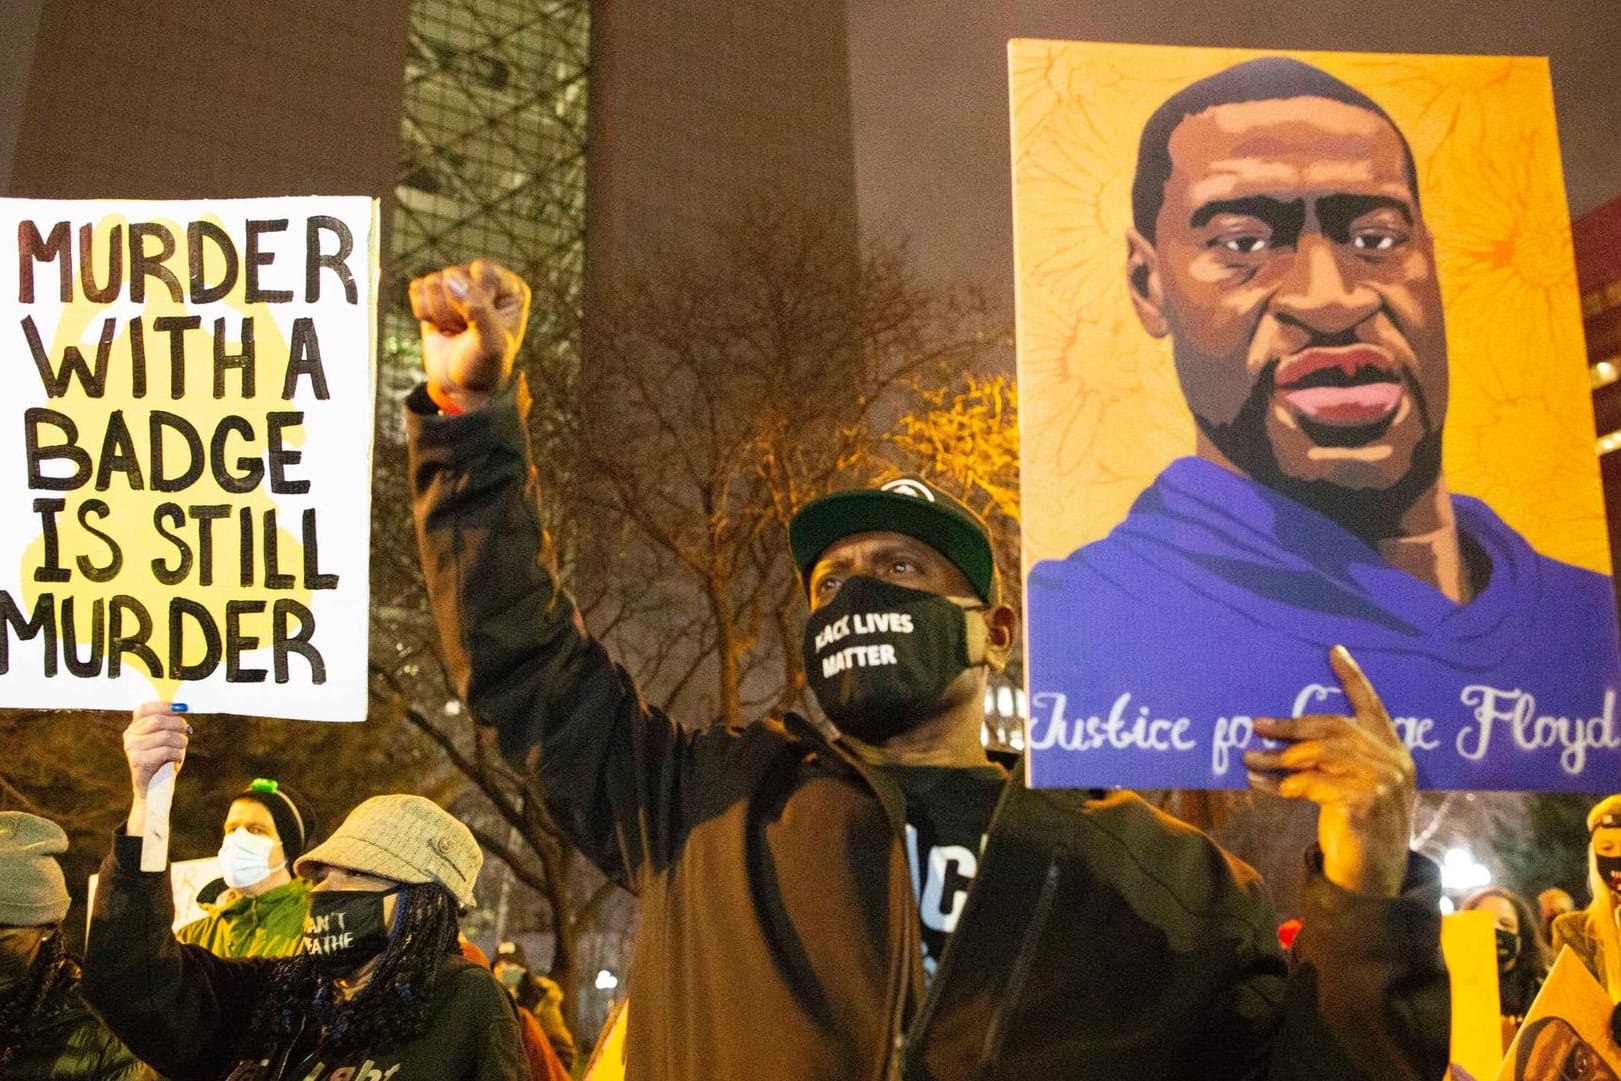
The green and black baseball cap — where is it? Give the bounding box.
[789,476,999,603]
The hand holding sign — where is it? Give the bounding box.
[411,260,531,414]
[123,702,190,848]
[1244,645,1416,897]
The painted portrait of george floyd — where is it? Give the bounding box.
[1011,43,1621,792]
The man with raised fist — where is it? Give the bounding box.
[404,259,1448,1081]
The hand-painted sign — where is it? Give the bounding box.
[1012,43,1621,790]
[1495,949,1621,1081]
[0,197,378,721]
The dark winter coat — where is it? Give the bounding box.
[407,377,1452,1081]
[81,835,526,1081]
[0,961,152,1081]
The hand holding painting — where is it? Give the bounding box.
[1243,645,1416,897]
[123,701,192,870]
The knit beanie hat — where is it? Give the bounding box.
[0,812,71,926]
[232,778,319,864]
[295,795,482,910]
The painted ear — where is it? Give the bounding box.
[1126,228,1169,339]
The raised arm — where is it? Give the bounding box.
[406,261,709,887]
[81,705,272,1081]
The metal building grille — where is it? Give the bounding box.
[384,0,589,392]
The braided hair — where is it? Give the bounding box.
[240,881,461,1063]
[0,929,74,1071]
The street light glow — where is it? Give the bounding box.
[1439,846,1492,892]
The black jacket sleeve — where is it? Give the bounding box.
[407,377,705,887]
[80,832,274,1081]
[1262,850,1450,1081]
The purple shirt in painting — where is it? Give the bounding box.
[1026,457,1621,791]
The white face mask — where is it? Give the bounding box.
[217,828,283,889]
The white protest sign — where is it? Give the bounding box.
[0,197,378,722]
[88,855,223,935]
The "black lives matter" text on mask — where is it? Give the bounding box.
[803,576,988,743]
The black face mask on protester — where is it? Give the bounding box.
[803,575,988,743]
[1598,853,1621,894]
[1495,927,1519,971]
[302,889,395,978]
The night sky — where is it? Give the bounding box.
[848,1,1621,307]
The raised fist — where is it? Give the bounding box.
[409,259,531,413]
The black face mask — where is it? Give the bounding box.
[803,576,985,743]
[302,889,394,978]
[1495,927,1519,971]
[1598,854,1621,894]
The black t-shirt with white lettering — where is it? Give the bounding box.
[875,764,1005,982]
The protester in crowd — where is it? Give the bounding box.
[493,941,576,1071]
[1461,886,1548,1023]
[1539,886,1576,945]
[464,937,570,1081]
[402,259,1449,1080]
[1553,795,1621,999]
[81,703,526,1081]
[0,811,152,1081]
[176,777,318,959]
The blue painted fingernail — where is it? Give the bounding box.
[185,724,194,735]
[172,703,188,713]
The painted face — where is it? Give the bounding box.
[1520,1018,1620,1081]
[1140,96,1448,503]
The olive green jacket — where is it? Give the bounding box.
[173,878,312,959]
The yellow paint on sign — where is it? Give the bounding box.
[1444,909,1507,1079]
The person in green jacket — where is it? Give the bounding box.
[0,812,152,1081]
[175,779,319,959]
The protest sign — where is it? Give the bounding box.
[1443,908,1509,1079]
[1495,949,1621,1081]
[1011,43,1621,790]
[583,1000,628,1081]
[0,197,378,722]
[88,855,221,933]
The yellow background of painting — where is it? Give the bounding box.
[1011,41,1611,575]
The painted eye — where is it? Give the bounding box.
[1352,231,1401,251]
[1219,235,1271,254]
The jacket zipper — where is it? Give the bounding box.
[976,857,1061,1076]
[886,777,1021,1081]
